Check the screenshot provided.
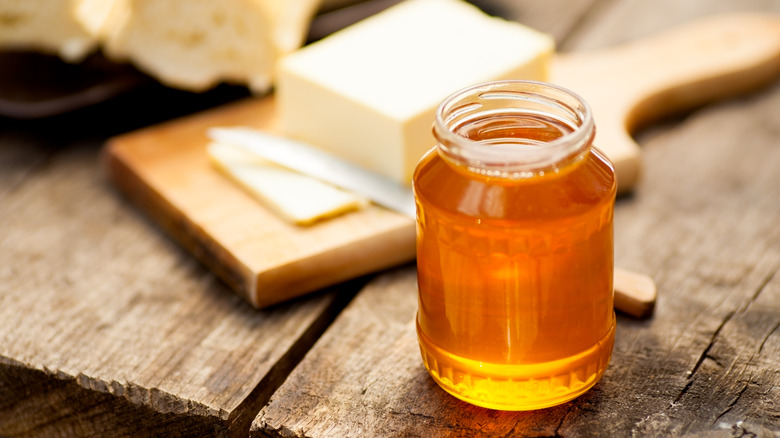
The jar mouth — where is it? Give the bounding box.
[433,80,595,177]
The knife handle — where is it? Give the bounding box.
[614,268,657,319]
[552,13,780,193]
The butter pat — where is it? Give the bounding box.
[207,142,366,225]
[277,0,554,185]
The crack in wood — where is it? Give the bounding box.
[233,285,361,438]
[552,404,575,437]
[669,261,779,423]
[672,380,694,405]
[712,381,750,425]
[389,408,437,423]
[741,270,777,313]
[758,321,780,355]
[687,310,736,380]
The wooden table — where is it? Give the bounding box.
[2,0,779,436]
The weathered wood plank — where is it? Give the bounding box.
[253,82,780,437]
[0,112,359,437]
[595,79,780,437]
[253,2,780,437]
[473,0,600,43]
[0,122,54,201]
[561,1,780,434]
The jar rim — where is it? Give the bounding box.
[433,80,595,176]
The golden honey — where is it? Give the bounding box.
[413,81,617,410]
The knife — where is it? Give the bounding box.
[208,127,417,219]
[208,127,657,318]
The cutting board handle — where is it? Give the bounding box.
[553,13,780,192]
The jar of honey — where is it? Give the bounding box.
[413,80,617,410]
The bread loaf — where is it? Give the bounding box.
[0,0,103,62]
[97,0,322,93]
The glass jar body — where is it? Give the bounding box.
[413,81,617,410]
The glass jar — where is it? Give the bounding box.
[413,80,617,411]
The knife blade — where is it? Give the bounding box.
[208,128,657,318]
[208,127,417,219]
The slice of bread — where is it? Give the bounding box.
[0,0,103,62]
[97,0,322,93]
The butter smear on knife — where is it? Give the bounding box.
[207,141,367,225]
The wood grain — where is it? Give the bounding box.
[602,78,780,436]
[253,4,780,437]
[0,120,360,437]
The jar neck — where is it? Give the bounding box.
[433,80,595,179]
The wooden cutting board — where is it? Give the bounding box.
[103,13,780,309]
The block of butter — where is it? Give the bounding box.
[277,0,554,185]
